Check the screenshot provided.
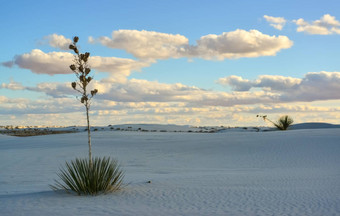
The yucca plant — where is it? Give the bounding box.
[274,115,294,130]
[51,157,124,195]
[51,36,124,195]
[257,114,294,130]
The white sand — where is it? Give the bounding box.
[1,125,339,215]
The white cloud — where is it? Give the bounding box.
[89,56,151,82]
[0,80,75,98]
[89,30,189,60]
[245,104,340,114]
[4,49,74,75]
[0,95,28,104]
[42,34,72,50]
[96,79,204,102]
[218,75,301,91]
[264,15,286,30]
[218,71,340,102]
[27,82,74,98]
[256,75,301,91]
[190,29,293,59]
[0,95,81,115]
[2,75,340,126]
[217,75,253,91]
[3,71,339,110]
[103,80,277,107]
[294,14,340,35]
[284,71,340,101]
[3,91,339,126]
[2,49,151,82]
[90,29,293,60]
[0,80,25,90]
[1,77,278,108]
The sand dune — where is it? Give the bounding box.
[0,126,339,215]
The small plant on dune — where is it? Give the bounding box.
[51,36,124,195]
[257,115,294,130]
[275,115,294,130]
[51,157,124,195]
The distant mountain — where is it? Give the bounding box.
[290,122,340,130]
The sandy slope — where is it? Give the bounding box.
[0,128,339,216]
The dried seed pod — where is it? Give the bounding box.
[69,44,75,50]
[84,52,90,61]
[85,68,91,75]
[73,36,79,43]
[87,77,92,83]
[91,89,98,96]
[78,65,84,72]
[74,48,79,54]
[71,82,76,89]
[69,64,76,71]
[79,75,86,83]
[81,96,88,103]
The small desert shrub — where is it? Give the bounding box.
[51,157,124,195]
[274,115,294,130]
[257,114,294,130]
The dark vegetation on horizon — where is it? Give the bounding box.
[0,129,76,137]
[257,115,294,130]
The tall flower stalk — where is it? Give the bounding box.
[51,36,124,195]
[69,36,98,167]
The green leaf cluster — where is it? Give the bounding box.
[51,157,124,195]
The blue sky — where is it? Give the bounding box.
[1,0,340,126]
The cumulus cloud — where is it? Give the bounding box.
[27,82,74,98]
[89,30,189,60]
[189,29,293,59]
[294,14,340,35]
[217,75,253,91]
[3,49,74,75]
[248,104,340,114]
[90,29,293,60]
[256,75,301,91]
[0,80,74,98]
[2,49,151,81]
[6,71,340,111]
[2,97,339,126]
[91,79,280,107]
[284,71,340,101]
[41,34,72,50]
[89,56,151,82]
[218,71,340,102]
[4,71,339,112]
[0,96,82,115]
[2,76,278,108]
[96,79,204,102]
[2,74,340,126]
[0,80,25,90]
[218,75,301,91]
[264,15,287,30]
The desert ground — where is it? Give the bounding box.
[1,124,339,216]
